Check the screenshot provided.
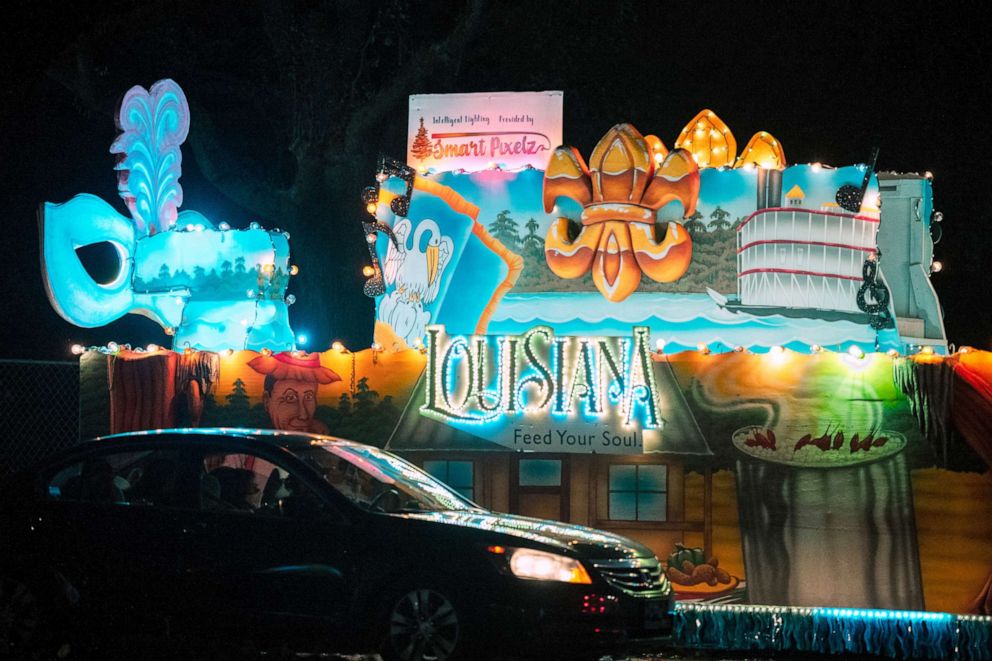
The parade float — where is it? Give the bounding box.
[41,81,992,658]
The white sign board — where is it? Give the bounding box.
[408,91,563,173]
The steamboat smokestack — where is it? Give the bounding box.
[756,168,783,210]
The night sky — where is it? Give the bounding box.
[1,1,988,360]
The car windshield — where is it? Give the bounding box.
[290,441,480,513]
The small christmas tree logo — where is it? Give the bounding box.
[411,117,433,162]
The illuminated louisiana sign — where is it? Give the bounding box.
[419,325,666,453]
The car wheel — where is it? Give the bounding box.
[0,576,42,658]
[380,587,462,661]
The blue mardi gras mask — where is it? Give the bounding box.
[40,79,296,352]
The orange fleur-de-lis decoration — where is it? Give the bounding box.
[542,124,699,302]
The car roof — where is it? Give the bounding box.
[90,427,365,451]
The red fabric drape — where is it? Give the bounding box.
[108,351,178,434]
[944,356,992,614]
[968,570,992,616]
[952,362,992,469]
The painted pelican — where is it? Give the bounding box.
[382,218,453,306]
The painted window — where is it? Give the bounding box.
[518,459,562,487]
[608,464,668,521]
[423,460,475,501]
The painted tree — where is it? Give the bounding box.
[684,211,707,234]
[487,209,521,250]
[709,205,731,230]
[410,117,432,161]
[224,378,251,421]
[523,217,542,251]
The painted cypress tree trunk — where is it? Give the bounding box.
[736,448,923,609]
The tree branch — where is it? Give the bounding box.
[342,0,488,156]
[186,99,293,222]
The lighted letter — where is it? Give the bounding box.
[624,327,662,427]
[517,326,554,411]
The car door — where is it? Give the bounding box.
[37,443,201,624]
[182,443,352,637]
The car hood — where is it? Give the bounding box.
[402,510,655,559]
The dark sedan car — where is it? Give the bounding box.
[0,429,671,659]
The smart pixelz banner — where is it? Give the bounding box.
[407,91,563,172]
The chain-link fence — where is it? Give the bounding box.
[0,359,80,477]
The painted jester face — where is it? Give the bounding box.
[265,378,318,431]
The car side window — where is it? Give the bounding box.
[199,452,329,519]
[47,449,190,508]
